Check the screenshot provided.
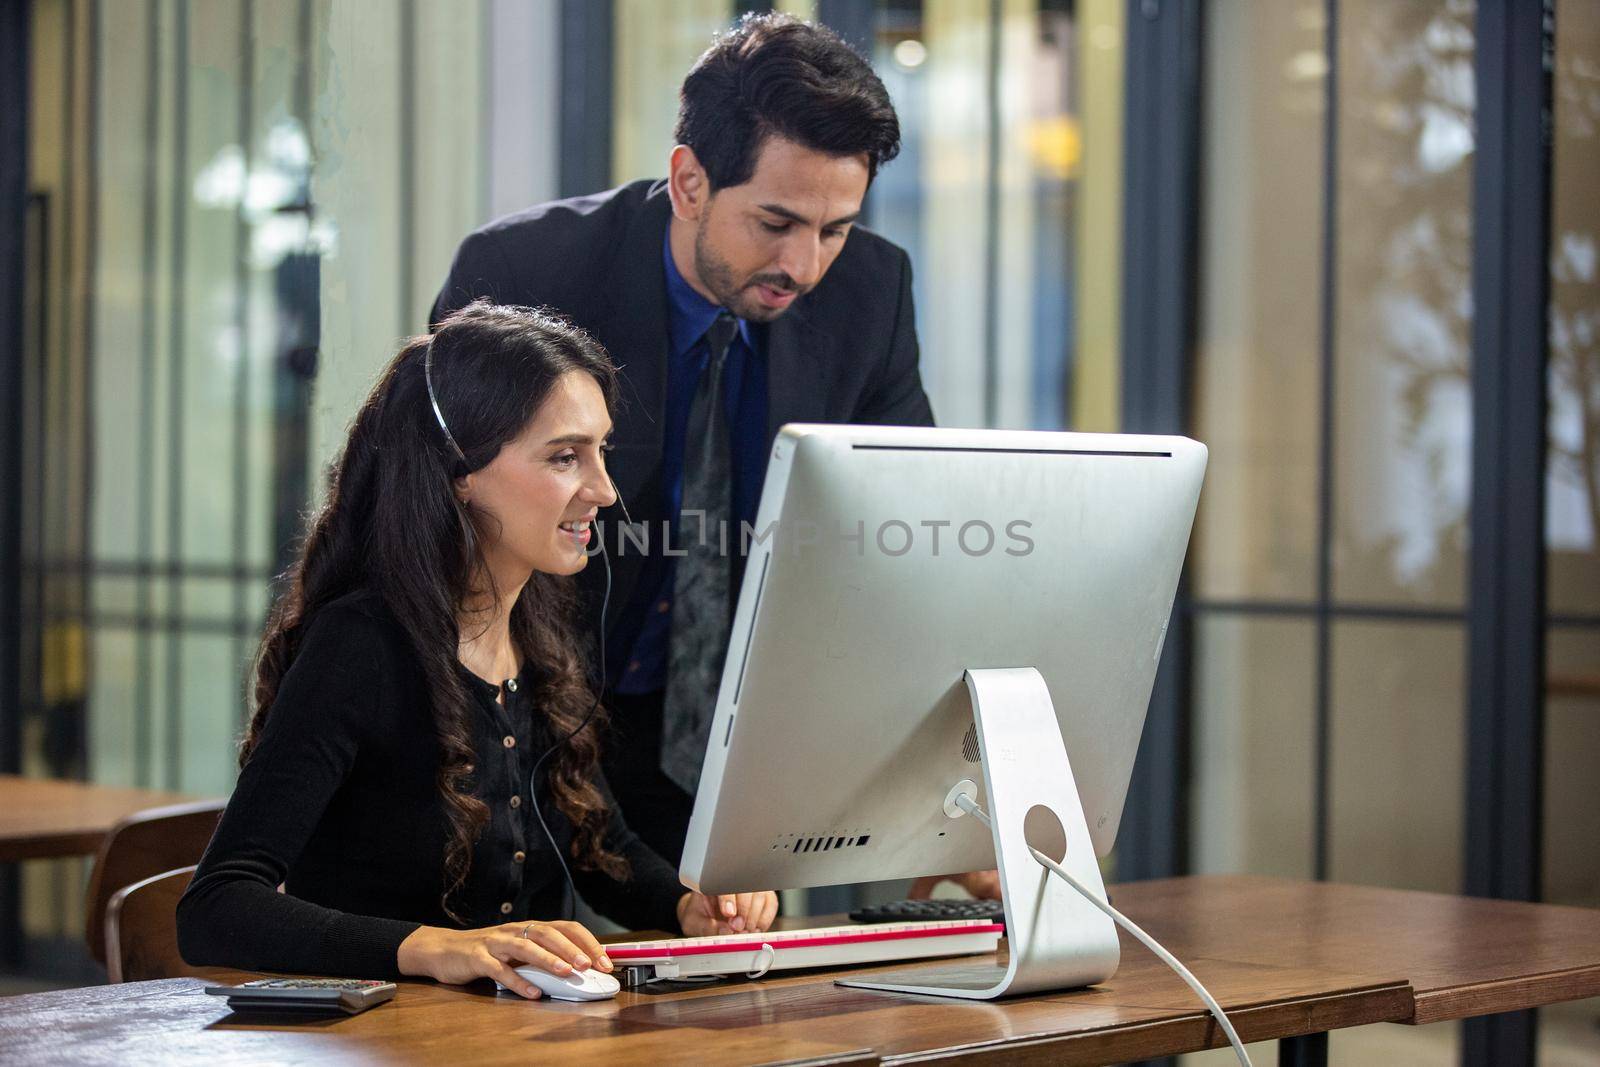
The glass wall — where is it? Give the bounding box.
[18,0,554,971]
[1187,0,1480,1062]
[1541,0,1600,1058]
[1331,0,1474,610]
[1192,0,1476,875]
[1190,0,1323,608]
[1190,0,1598,1062]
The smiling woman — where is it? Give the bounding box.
[175,302,776,997]
[445,360,616,580]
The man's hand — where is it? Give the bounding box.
[907,869,1001,901]
[677,891,779,937]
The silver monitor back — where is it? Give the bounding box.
[679,425,1206,895]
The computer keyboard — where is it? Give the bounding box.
[849,898,1006,924]
[606,919,1003,982]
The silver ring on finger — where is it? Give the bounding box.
[521,923,535,940]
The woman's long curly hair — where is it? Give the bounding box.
[241,301,626,921]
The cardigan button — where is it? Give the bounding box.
[500,902,513,915]
[503,735,516,749]
[506,678,518,693]
[509,796,521,809]
[514,851,526,864]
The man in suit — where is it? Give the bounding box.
[432,13,994,902]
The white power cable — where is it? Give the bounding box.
[1026,846,1253,1066]
[746,944,777,979]
[953,794,1253,1067]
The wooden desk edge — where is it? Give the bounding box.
[1410,964,1600,1026]
[762,1052,881,1067]
[878,980,1414,1066]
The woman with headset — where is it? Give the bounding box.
[177,301,777,998]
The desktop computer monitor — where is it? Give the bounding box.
[677,424,1206,999]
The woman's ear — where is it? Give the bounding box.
[453,472,473,504]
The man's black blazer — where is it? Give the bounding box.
[430,178,935,656]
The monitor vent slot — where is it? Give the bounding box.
[961,723,981,764]
[777,833,872,854]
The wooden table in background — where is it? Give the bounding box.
[2,875,1598,1065]
[0,775,198,862]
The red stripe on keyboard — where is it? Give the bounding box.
[606,923,1005,960]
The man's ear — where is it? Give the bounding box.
[667,144,710,222]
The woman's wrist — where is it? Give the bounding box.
[396,925,449,978]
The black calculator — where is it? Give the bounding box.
[204,978,397,1015]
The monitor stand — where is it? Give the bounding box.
[836,667,1121,999]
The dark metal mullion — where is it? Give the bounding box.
[48,0,80,940]
[1193,602,1600,629]
[50,0,76,776]
[1311,0,1339,885]
[557,0,613,199]
[1116,13,1204,1067]
[231,0,255,724]
[1462,2,1554,1065]
[1115,0,1203,899]
[398,0,416,337]
[163,0,190,792]
[1463,0,1554,926]
[78,0,102,785]
[134,0,163,788]
[0,0,33,971]
[1190,599,1465,624]
[24,197,47,758]
[813,0,879,236]
[980,0,1001,427]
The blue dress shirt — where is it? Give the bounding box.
[613,233,769,694]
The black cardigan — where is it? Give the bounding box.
[176,589,684,978]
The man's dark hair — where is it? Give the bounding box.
[675,12,901,190]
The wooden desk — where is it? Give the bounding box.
[1,876,1597,1066]
[1134,875,1600,1026]
[0,775,198,862]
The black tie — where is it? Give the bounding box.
[661,312,740,794]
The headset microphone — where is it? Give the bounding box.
[528,476,623,921]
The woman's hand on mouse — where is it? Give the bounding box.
[396,919,611,999]
[677,890,778,937]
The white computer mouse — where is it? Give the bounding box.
[498,966,621,1002]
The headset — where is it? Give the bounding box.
[428,340,633,921]
[527,476,629,921]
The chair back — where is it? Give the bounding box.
[105,865,203,983]
[85,799,225,966]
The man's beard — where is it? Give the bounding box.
[693,222,806,323]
